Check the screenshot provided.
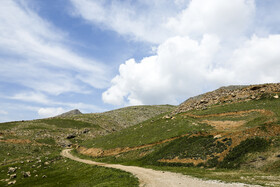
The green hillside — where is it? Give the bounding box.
[0,105,174,186]
[1,84,280,186]
[76,93,280,186]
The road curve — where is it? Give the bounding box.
[61,149,257,187]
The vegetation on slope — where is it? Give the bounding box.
[0,148,138,187]
[64,105,176,131]
[76,97,280,186]
[1,84,280,186]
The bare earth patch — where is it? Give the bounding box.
[0,139,32,144]
[202,120,246,131]
[183,109,275,118]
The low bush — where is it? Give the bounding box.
[219,137,269,169]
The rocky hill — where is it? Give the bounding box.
[173,83,280,114]
[57,109,82,117]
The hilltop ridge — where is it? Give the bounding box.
[57,109,82,117]
[173,83,280,114]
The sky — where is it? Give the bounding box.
[0,0,280,122]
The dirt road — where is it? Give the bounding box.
[61,149,257,187]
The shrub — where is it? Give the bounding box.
[219,137,269,169]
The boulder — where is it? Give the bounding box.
[22,171,31,178]
[8,167,17,174]
[8,180,16,185]
[10,174,16,179]
[66,134,76,139]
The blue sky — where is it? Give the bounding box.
[0,0,280,122]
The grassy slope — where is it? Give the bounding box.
[0,148,138,187]
[83,98,280,149]
[81,112,212,149]
[0,105,175,186]
[77,98,280,186]
[65,105,176,130]
[1,97,280,186]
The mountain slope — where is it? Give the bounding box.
[76,83,280,186]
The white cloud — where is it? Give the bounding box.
[70,0,185,43]
[166,0,255,38]
[103,33,280,106]
[9,92,51,104]
[0,0,109,96]
[3,91,105,113]
[38,107,66,118]
[101,0,280,106]
[103,35,221,105]
[70,0,255,43]
[228,35,280,84]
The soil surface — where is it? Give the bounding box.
[61,149,259,187]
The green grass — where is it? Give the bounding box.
[81,113,212,149]
[0,153,139,187]
[0,121,20,130]
[190,98,280,117]
[148,135,227,160]
[39,118,100,129]
[81,98,280,150]
[35,138,56,145]
[67,105,176,131]
[0,143,56,163]
[219,138,269,169]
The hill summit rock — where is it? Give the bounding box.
[173,83,280,115]
[57,109,82,117]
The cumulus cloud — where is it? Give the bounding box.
[101,0,280,106]
[103,35,221,105]
[166,0,255,38]
[38,107,66,118]
[228,35,280,84]
[104,33,280,106]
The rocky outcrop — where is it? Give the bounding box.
[173,83,280,114]
[57,109,82,117]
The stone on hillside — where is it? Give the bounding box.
[66,134,76,139]
[173,83,280,115]
[8,167,17,174]
[82,129,90,134]
[8,180,16,185]
[22,171,31,178]
[10,174,16,179]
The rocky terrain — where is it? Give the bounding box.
[173,83,280,114]
[57,109,82,117]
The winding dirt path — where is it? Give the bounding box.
[61,149,258,187]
